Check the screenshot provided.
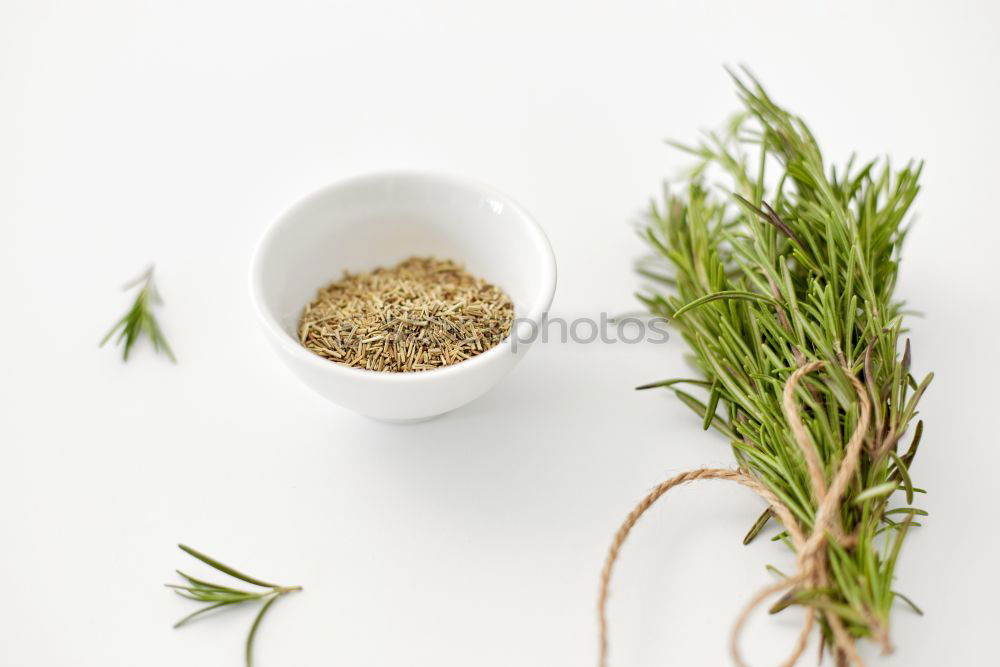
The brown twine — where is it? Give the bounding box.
[598,361,872,667]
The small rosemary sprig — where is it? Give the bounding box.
[100,265,175,361]
[167,544,302,667]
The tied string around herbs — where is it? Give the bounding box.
[597,361,873,667]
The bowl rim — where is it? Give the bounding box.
[248,169,557,383]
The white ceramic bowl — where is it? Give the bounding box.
[249,171,557,422]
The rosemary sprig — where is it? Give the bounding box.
[167,544,302,667]
[637,68,930,659]
[100,265,175,362]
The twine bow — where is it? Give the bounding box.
[598,361,873,667]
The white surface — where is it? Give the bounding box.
[2,1,999,665]
[250,170,556,421]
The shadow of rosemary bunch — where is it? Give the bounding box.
[166,544,301,667]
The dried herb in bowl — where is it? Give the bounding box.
[598,70,931,666]
[299,257,514,372]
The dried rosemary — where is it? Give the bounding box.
[600,70,932,665]
[299,257,514,372]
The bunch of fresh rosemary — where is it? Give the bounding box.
[623,71,931,663]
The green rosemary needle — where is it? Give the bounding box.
[167,544,302,667]
[100,265,175,362]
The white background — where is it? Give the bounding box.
[2,1,999,665]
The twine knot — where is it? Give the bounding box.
[598,361,873,667]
